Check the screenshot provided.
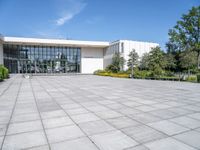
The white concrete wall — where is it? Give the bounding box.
[81,47,104,74]
[0,43,3,65]
[103,55,113,69]
[103,40,159,70]
[121,40,159,70]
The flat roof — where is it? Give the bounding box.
[1,36,159,47]
[3,36,110,48]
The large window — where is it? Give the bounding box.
[3,44,81,73]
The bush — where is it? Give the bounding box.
[197,74,200,83]
[0,65,9,81]
[94,70,106,74]
[105,64,119,73]
[134,70,152,79]
[110,73,129,78]
[0,72,3,81]
[94,70,129,78]
[186,76,197,82]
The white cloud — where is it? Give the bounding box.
[55,0,86,26]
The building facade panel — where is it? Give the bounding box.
[81,47,103,74]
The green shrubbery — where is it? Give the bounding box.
[0,65,9,81]
[186,76,197,82]
[94,70,129,78]
[94,69,180,80]
[197,74,200,83]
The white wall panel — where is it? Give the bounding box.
[81,47,103,73]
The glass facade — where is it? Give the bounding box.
[3,44,81,73]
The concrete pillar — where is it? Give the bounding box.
[0,43,3,65]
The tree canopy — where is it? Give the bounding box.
[167,6,200,68]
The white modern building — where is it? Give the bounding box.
[0,35,158,74]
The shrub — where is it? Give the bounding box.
[94,70,106,74]
[134,70,152,79]
[110,73,129,78]
[94,70,129,78]
[186,76,197,82]
[0,65,9,81]
[0,72,3,81]
[105,64,119,73]
[197,74,200,83]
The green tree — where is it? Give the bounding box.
[127,49,139,69]
[148,47,165,76]
[180,50,198,75]
[106,53,125,73]
[139,53,150,70]
[163,53,177,71]
[167,6,200,69]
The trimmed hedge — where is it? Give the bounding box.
[94,70,129,78]
[94,70,181,81]
[94,70,200,83]
[0,65,9,81]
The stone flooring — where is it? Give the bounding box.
[0,75,200,150]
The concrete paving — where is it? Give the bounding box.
[0,75,200,150]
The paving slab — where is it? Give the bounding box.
[145,137,196,150]
[42,116,74,129]
[148,120,189,136]
[79,120,116,135]
[7,120,43,135]
[26,145,50,150]
[90,130,138,150]
[169,116,200,129]
[2,131,47,150]
[126,145,149,150]
[10,113,40,123]
[122,125,167,143]
[173,130,200,149]
[45,125,85,143]
[51,137,99,150]
[106,116,141,129]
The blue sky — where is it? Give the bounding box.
[0,0,199,49]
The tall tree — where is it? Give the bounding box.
[180,50,198,75]
[127,49,139,78]
[163,53,177,71]
[167,6,200,69]
[148,47,165,76]
[127,49,139,69]
[139,52,150,70]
